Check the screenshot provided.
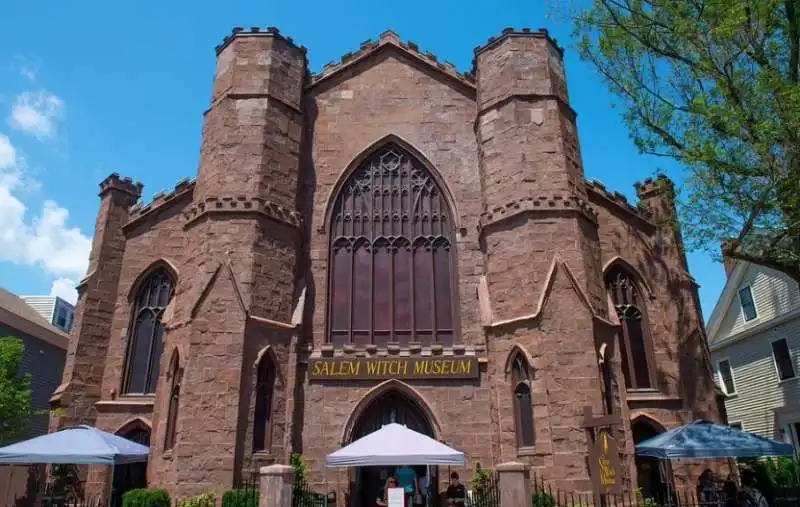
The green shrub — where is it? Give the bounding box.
[222,488,258,507]
[471,463,498,507]
[122,488,171,507]
[531,491,556,507]
[179,492,216,507]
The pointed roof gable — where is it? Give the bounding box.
[307,30,475,95]
[705,260,749,343]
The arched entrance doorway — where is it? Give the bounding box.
[111,424,151,507]
[632,417,670,502]
[350,390,438,507]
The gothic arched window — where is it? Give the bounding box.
[328,144,456,347]
[123,268,175,395]
[605,267,654,390]
[163,352,181,451]
[511,353,535,448]
[253,353,276,453]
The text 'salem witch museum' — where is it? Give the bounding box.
[50,25,726,504]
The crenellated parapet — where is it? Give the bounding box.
[479,193,599,232]
[473,27,563,60]
[214,26,307,57]
[182,195,304,231]
[125,178,195,229]
[308,30,474,89]
[99,173,143,202]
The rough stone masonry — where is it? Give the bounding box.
[50,26,726,503]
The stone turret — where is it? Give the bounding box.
[474,28,604,316]
[475,29,611,491]
[50,173,142,428]
[160,27,307,496]
[634,174,689,272]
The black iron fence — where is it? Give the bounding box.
[292,477,329,507]
[529,472,800,507]
[469,470,501,507]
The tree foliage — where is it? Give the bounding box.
[0,336,34,446]
[570,0,800,279]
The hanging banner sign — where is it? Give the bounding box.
[588,428,623,496]
[308,356,480,381]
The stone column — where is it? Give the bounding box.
[496,462,531,507]
[260,465,294,507]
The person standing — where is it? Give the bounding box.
[395,465,419,507]
[445,472,466,507]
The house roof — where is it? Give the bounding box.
[705,260,748,343]
[0,286,70,350]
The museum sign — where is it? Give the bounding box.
[308,356,480,381]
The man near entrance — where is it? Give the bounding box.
[396,465,419,506]
[445,472,466,507]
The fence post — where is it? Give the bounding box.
[260,464,294,507]
[496,462,531,507]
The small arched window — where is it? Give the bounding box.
[510,353,535,448]
[163,352,181,451]
[328,143,457,347]
[605,267,653,390]
[123,268,175,394]
[253,353,276,453]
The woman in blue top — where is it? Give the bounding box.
[394,465,419,506]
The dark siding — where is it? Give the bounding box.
[0,324,66,438]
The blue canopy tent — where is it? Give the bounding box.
[636,420,795,460]
[0,425,150,506]
[0,425,149,465]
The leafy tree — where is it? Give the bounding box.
[0,336,34,445]
[565,0,800,279]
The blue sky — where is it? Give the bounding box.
[0,0,727,318]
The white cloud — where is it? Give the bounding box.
[9,90,64,140]
[0,133,91,303]
[49,278,78,305]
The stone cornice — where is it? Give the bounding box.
[182,196,304,231]
[478,193,598,233]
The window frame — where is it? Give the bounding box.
[120,268,175,396]
[770,337,796,382]
[509,353,535,450]
[738,285,759,322]
[163,354,181,452]
[252,353,276,454]
[716,357,737,396]
[325,143,460,347]
[605,267,658,391]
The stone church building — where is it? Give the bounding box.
[50,26,724,504]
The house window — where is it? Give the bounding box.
[717,359,736,395]
[739,286,758,322]
[772,338,796,381]
[253,353,276,453]
[55,308,67,328]
[122,268,175,394]
[328,144,456,346]
[163,353,181,451]
[729,422,743,430]
[605,267,654,390]
[510,354,535,448]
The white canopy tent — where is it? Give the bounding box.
[326,423,465,467]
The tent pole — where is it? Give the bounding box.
[108,465,115,507]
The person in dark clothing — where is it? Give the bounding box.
[445,472,466,507]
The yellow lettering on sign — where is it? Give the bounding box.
[310,357,477,379]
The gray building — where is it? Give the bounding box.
[0,287,69,437]
[20,295,75,333]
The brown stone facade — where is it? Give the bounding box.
[50,26,724,503]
